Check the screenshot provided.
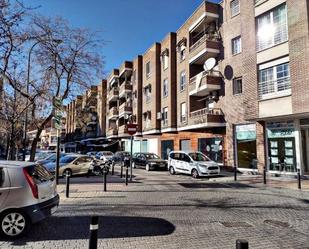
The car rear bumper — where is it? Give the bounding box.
[23,194,60,223]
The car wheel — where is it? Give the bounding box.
[63,169,72,177]
[146,164,150,171]
[192,169,199,179]
[169,166,176,175]
[0,211,29,238]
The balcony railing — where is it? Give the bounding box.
[107,127,118,136]
[189,107,223,119]
[108,88,119,101]
[107,107,119,119]
[189,71,221,85]
[119,102,132,115]
[189,32,220,53]
[258,76,291,100]
[118,125,128,135]
[119,82,132,97]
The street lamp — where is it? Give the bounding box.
[22,39,63,161]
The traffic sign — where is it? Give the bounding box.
[127,124,137,136]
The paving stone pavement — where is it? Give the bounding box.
[1,168,309,249]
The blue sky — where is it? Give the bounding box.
[30,0,219,79]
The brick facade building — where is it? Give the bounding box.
[65,0,309,176]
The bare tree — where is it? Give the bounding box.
[26,16,104,161]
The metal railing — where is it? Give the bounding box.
[258,76,291,99]
[189,107,223,119]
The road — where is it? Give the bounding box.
[1,168,309,249]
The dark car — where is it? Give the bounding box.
[132,153,167,171]
[112,151,131,166]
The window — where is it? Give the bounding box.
[258,62,290,99]
[180,102,187,123]
[256,4,288,51]
[232,36,242,55]
[180,47,186,61]
[146,61,151,78]
[180,71,186,91]
[0,168,4,187]
[233,77,242,95]
[162,107,168,126]
[132,70,136,85]
[231,0,240,17]
[163,78,168,97]
[162,55,168,70]
[145,86,151,102]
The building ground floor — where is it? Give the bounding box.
[120,118,309,176]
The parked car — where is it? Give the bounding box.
[36,153,68,166]
[44,154,93,177]
[112,151,131,166]
[95,151,114,162]
[168,151,220,178]
[86,151,97,157]
[0,161,59,238]
[25,150,55,162]
[132,153,167,171]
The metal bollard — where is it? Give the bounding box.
[120,165,123,178]
[234,166,237,181]
[125,167,128,186]
[297,168,301,189]
[236,239,249,249]
[66,173,70,198]
[263,166,267,184]
[103,171,107,192]
[89,216,99,249]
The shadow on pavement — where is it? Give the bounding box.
[178,182,255,189]
[3,216,175,245]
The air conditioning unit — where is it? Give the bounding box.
[156,112,162,120]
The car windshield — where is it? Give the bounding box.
[189,153,211,162]
[145,153,160,159]
[60,156,77,163]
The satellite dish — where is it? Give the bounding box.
[204,57,216,72]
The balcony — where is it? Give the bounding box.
[119,102,132,117]
[118,125,129,137]
[108,87,119,102]
[119,61,133,77]
[189,34,221,64]
[107,107,119,120]
[119,82,133,98]
[189,71,222,96]
[187,108,225,128]
[106,127,118,138]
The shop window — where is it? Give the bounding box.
[180,139,190,151]
[235,124,257,169]
[266,121,296,172]
[198,137,223,164]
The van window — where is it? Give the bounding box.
[170,153,181,160]
[0,168,4,187]
[182,154,191,163]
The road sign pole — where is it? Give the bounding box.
[55,128,60,185]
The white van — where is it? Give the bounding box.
[168,151,220,178]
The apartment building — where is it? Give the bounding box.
[65,0,309,176]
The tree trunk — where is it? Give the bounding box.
[29,114,53,162]
[7,122,16,160]
[30,128,43,162]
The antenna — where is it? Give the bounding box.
[203,57,216,72]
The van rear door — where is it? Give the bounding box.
[25,164,57,202]
[0,167,10,209]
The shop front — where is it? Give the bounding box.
[266,121,297,173]
[235,124,257,169]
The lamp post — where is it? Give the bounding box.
[22,39,62,161]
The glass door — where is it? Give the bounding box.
[161,140,174,160]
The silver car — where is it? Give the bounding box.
[0,161,59,238]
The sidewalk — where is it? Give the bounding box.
[209,173,309,191]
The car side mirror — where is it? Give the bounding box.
[74,161,79,165]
